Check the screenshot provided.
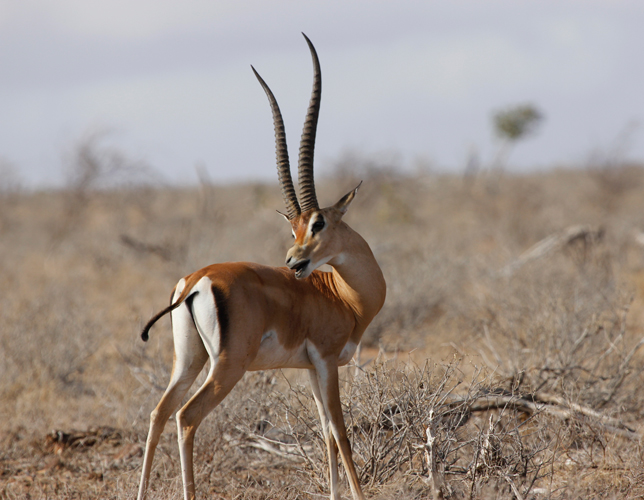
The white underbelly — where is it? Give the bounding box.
[338,341,358,366]
[247,330,313,371]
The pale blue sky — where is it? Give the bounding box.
[1,1,642,187]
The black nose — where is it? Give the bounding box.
[286,256,294,267]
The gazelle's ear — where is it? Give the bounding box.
[333,181,362,215]
[276,210,291,222]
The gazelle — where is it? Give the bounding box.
[137,34,386,500]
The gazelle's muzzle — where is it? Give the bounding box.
[286,253,311,279]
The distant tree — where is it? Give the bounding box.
[486,103,543,193]
[492,104,543,166]
[493,104,543,142]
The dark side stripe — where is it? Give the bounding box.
[185,293,197,327]
[211,285,230,350]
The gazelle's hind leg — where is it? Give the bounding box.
[138,283,209,500]
[176,354,246,500]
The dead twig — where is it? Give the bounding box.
[424,409,448,499]
[120,234,174,261]
[244,435,309,462]
[504,475,525,500]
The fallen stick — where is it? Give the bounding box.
[502,224,603,277]
[533,392,636,432]
[443,393,641,440]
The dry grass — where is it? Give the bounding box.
[2,152,644,498]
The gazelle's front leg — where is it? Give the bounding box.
[309,369,340,500]
[308,346,366,500]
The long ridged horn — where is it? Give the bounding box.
[298,33,321,213]
[252,65,301,220]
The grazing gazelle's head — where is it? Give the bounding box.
[253,33,361,280]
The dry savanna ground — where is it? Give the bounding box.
[2,150,644,499]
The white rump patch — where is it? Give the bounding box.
[169,278,204,386]
[173,278,186,301]
[190,276,221,360]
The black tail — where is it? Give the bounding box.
[141,291,199,342]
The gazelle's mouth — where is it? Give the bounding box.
[291,259,310,279]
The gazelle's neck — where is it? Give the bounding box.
[329,224,386,338]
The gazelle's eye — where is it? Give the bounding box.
[311,219,325,235]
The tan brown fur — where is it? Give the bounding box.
[137,204,386,500]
